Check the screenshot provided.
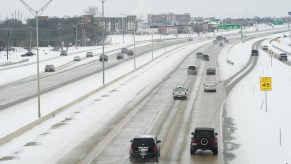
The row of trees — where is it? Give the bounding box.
[0,6,105,50]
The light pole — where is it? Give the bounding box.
[73,24,78,49]
[20,0,53,118]
[133,19,136,69]
[29,27,32,51]
[151,23,154,60]
[100,0,107,84]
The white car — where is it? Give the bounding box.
[74,56,81,61]
[204,81,217,92]
[172,86,188,100]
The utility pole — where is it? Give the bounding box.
[20,0,53,118]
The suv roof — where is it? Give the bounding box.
[133,135,156,139]
[194,127,215,131]
[188,66,196,69]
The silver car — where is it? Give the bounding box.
[74,56,81,61]
[204,81,217,92]
[172,86,188,100]
[187,66,198,75]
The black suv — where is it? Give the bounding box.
[21,51,35,57]
[99,55,108,62]
[206,68,216,75]
[279,53,287,61]
[129,135,161,163]
[44,64,55,72]
[190,127,218,155]
[251,49,258,56]
[202,54,209,61]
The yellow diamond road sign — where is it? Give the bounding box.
[260,77,272,91]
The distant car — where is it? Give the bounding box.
[196,52,203,58]
[121,47,128,54]
[223,37,229,43]
[206,68,216,75]
[213,40,218,44]
[21,51,35,57]
[190,127,218,155]
[202,54,209,61]
[172,86,188,100]
[251,49,259,56]
[127,49,134,56]
[99,54,108,62]
[86,52,93,57]
[116,53,124,60]
[279,53,287,61]
[74,56,81,61]
[129,135,161,163]
[262,45,268,50]
[283,35,287,38]
[44,64,55,72]
[219,42,224,47]
[204,81,217,92]
[188,38,194,41]
[187,65,198,75]
[60,50,68,56]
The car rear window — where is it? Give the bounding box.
[132,138,155,147]
[195,130,214,136]
[188,66,196,69]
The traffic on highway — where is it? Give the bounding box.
[0,1,291,164]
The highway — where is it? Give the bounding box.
[0,28,289,164]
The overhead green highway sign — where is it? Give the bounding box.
[217,24,241,29]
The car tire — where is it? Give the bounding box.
[190,148,196,155]
[213,148,218,155]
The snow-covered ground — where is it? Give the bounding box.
[0,24,290,163]
[219,32,291,163]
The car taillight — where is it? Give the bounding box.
[193,139,199,143]
[129,147,133,153]
[211,139,217,145]
[154,146,157,153]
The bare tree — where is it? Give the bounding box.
[84,6,100,17]
[84,6,101,46]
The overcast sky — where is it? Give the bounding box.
[1,0,290,21]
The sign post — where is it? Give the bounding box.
[260,77,272,112]
[269,50,274,66]
[289,12,291,37]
